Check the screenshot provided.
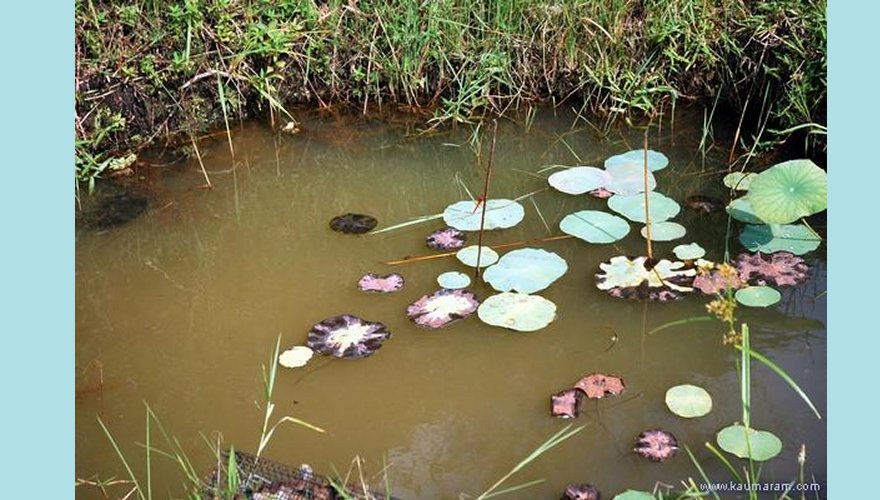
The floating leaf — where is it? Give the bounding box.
[477,292,557,332]
[735,251,810,286]
[735,286,781,307]
[278,346,314,368]
[673,243,706,260]
[329,213,377,234]
[605,149,669,172]
[574,373,625,399]
[551,389,583,419]
[406,289,480,329]
[483,248,568,294]
[726,197,764,224]
[716,424,782,461]
[437,271,471,289]
[548,166,611,195]
[604,162,657,195]
[426,227,467,250]
[596,256,696,301]
[442,199,525,231]
[665,384,713,418]
[559,210,630,244]
[588,187,614,199]
[307,315,391,359]
[723,172,757,191]
[357,273,404,293]
[456,245,499,268]
[634,429,678,462]
[561,484,600,500]
[613,491,655,500]
[739,223,821,255]
[641,222,686,241]
[608,192,681,223]
[693,262,746,295]
[745,159,827,224]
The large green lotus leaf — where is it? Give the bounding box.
[483,248,568,294]
[717,424,783,462]
[605,162,657,196]
[734,286,781,307]
[641,222,686,241]
[739,224,821,255]
[612,491,655,500]
[605,149,669,172]
[437,271,471,289]
[456,245,499,268]
[559,210,630,244]
[608,192,681,223]
[673,242,705,260]
[723,172,757,191]
[477,292,557,332]
[726,197,764,224]
[665,384,712,418]
[548,166,611,195]
[745,159,827,224]
[442,199,525,231]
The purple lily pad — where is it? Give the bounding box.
[596,256,696,301]
[693,266,746,295]
[551,389,584,419]
[307,314,391,359]
[561,484,600,500]
[357,273,404,293]
[329,213,378,234]
[735,251,810,287]
[574,373,626,399]
[406,289,480,329]
[634,429,679,462]
[587,187,614,199]
[426,227,467,250]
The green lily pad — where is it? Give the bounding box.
[483,248,568,294]
[739,224,821,255]
[641,222,686,241]
[437,271,471,289]
[477,292,557,332]
[673,242,705,260]
[665,384,712,418]
[734,286,781,307]
[726,197,765,224]
[605,162,657,195]
[723,172,757,191]
[745,159,827,224]
[717,424,783,462]
[548,166,611,195]
[608,192,681,223]
[613,491,656,500]
[559,210,630,244]
[442,199,525,231]
[605,149,669,172]
[456,245,499,268]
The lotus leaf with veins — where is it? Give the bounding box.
[406,289,480,329]
[307,314,391,359]
[426,227,467,250]
[735,251,809,287]
[634,429,679,462]
[595,256,696,301]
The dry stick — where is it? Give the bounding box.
[384,235,573,266]
[190,134,213,188]
[642,130,652,259]
[474,120,498,278]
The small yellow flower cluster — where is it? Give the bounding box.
[706,296,736,324]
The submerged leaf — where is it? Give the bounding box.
[548,166,611,195]
[559,210,630,244]
[561,484,600,500]
[745,159,827,224]
[329,213,378,234]
[442,199,525,231]
[665,384,713,418]
[483,248,568,294]
[716,424,782,461]
[477,292,557,332]
[406,289,480,329]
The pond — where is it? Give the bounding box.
[75,107,826,499]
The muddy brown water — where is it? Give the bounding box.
[75,108,826,499]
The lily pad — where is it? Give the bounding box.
[574,373,625,399]
[483,248,568,294]
[716,424,783,461]
[551,389,583,419]
[596,256,696,301]
[613,491,655,500]
[608,192,681,223]
[739,223,821,255]
[734,286,781,307]
[693,262,746,295]
[477,292,557,332]
[357,273,404,293]
[588,187,614,199]
[329,213,378,234]
[559,210,630,244]
[437,271,471,289]
[634,429,678,462]
[406,289,480,329]
[426,227,467,250]
[561,484,600,500]
[640,222,686,241]
[548,166,611,195]
[673,243,706,260]
[665,384,713,418]
[745,159,827,224]
[604,162,657,195]
[456,245,500,268]
[442,199,525,231]
[605,149,669,172]
[278,346,314,368]
[735,251,809,286]
[723,171,757,191]
[726,197,765,224]
[307,314,391,359]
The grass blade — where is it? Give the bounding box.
[741,323,751,427]
[683,444,721,500]
[369,213,444,235]
[97,416,145,500]
[648,316,714,336]
[733,345,822,420]
[480,478,546,499]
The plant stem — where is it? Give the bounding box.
[475,119,498,278]
[642,130,653,259]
